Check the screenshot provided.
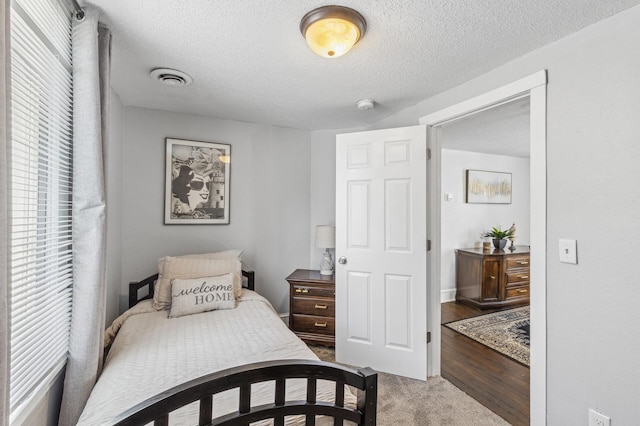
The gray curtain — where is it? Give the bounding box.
[0,0,11,424]
[58,7,111,425]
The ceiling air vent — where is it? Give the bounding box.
[150,68,193,87]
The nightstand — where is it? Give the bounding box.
[286,269,335,347]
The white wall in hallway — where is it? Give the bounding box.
[440,150,530,300]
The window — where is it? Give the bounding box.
[9,0,74,413]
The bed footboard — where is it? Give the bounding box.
[112,359,377,426]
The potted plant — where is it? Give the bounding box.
[483,226,514,250]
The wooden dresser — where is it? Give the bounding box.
[287,269,335,347]
[455,246,530,309]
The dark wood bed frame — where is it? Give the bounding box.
[118,270,378,426]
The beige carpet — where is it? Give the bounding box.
[309,346,510,426]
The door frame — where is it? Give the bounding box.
[419,70,547,425]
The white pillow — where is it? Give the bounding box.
[156,249,243,276]
[153,254,243,310]
[168,273,235,318]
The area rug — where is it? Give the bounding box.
[444,306,530,366]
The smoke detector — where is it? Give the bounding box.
[356,99,375,110]
[150,68,193,87]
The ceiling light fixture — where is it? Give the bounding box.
[150,68,193,87]
[300,5,366,59]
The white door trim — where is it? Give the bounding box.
[419,70,547,426]
[421,71,546,126]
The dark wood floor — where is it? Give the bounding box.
[441,302,530,426]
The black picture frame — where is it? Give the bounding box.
[164,138,231,224]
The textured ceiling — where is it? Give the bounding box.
[83,0,640,131]
[442,99,530,158]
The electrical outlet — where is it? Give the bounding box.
[589,409,610,426]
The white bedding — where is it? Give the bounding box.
[78,290,356,425]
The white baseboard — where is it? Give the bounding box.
[441,289,456,303]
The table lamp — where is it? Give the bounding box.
[315,225,335,275]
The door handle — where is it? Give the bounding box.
[338,256,347,264]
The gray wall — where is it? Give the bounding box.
[115,107,311,314]
[308,130,339,269]
[308,5,640,423]
[106,89,124,324]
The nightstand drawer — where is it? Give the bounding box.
[292,297,335,317]
[292,314,335,336]
[291,284,334,298]
[506,285,529,299]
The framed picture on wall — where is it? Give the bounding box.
[465,169,512,204]
[164,138,231,224]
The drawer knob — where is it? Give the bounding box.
[518,261,529,265]
[314,322,327,328]
[519,275,529,280]
[314,304,328,309]
[490,276,496,279]
[517,289,528,293]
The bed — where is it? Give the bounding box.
[77,259,377,426]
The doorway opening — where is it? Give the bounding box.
[420,71,547,425]
[437,97,531,424]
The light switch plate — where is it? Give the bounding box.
[558,239,578,264]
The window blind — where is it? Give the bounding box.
[9,0,74,411]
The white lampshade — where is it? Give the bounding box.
[315,225,335,249]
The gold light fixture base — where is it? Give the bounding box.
[300,5,367,58]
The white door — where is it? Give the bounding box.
[335,125,428,380]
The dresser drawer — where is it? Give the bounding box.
[292,297,335,317]
[506,285,529,299]
[292,314,335,336]
[505,271,530,286]
[291,284,334,298]
[506,256,530,270]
